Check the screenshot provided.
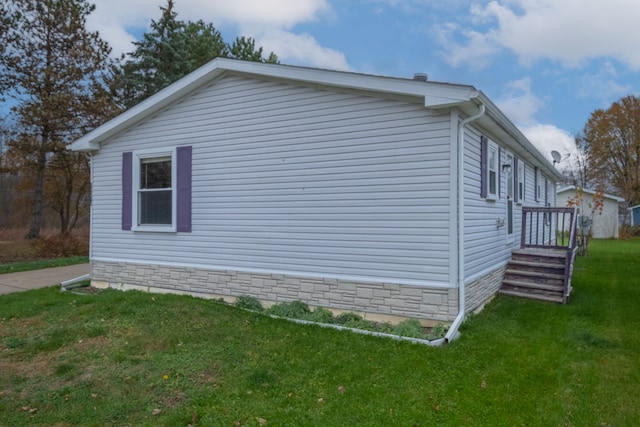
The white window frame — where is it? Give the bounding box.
[486,139,499,200]
[536,168,543,202]
[132,148,177,232]
[517,160,525,204]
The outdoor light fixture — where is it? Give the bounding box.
[502,163,512,172]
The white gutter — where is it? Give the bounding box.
[445,103,486,343]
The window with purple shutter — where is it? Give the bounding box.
[122,146,192,232]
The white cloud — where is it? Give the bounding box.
[520,124,577,164]
[576,62,633,103]
[495,77,545,125]
[440,0,640,70]
[257,31,352,70]
[87,0,344,69]
[494,78,576,162]
[435,23,500,68]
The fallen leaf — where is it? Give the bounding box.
[152,408,162,416]
[434,404,440,412]
[481,380,487,389]
[258,417,267,425]
[317,398,325,404]
[337,386,345,394]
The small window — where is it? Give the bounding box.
[139,157,172,225]
[487,140,499,200]
[517,161,525,203]
[133,149,176,231]
[536,168,543,202]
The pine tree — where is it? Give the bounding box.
[119,0,279,108]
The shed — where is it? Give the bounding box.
[556,186,624,238]
[69,59,562,339]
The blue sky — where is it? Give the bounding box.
[61,1,640,161]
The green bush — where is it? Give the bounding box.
[302,307,335,323]
[334,312,363,325]
[342,318,377,331]
[234,295,264,312]
[393,319,426,339]
[425,323,447,340]
[266,300,311,318]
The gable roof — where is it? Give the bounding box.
[556,185,625,203]
[69,58,562,180]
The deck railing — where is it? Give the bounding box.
[521,207,578,303]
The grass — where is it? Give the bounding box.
[0,256,89,275]
[0,239,639,426]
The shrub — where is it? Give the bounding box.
[302,307,335,323]
[425,323,448,340]
[334,312,363,325]
[31,233,89,258]
[619,224,640,239]
[342,318,377,331]
[234,295,263,312]
[393,319,426,339]
[266,300,311,318]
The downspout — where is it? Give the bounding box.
[445,103,485,343]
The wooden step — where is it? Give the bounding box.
[499,289,564,303]
[504,268,564,281]
[507,260,565,275]
[501,279,563,293]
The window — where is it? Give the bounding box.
[535,168,543,202]
[138,155,173,226]
[487,140,499,199]
[517,160,525,203]
[480,136,499,200]
[122,146,192,233]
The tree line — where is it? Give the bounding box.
[0,0,277,238]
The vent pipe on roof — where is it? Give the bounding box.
[413,73,428,82]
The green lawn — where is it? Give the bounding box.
[0,240,638,426]
[0,256,89,275]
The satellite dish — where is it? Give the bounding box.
[551,150,562,164]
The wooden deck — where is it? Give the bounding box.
[500,207,578,304]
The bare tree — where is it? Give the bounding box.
[0,0,119,237]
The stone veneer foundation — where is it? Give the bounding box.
[91,261,505,325]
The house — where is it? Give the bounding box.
[556,186,624,238]
[629,205,640,226]
[69,58,563,340]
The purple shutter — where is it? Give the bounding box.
[176,146,192,232]
[534,167,539,202]
[480,136,488,198]
[498,147,502,198]
[122,152,132,231]
[513,158,519,203]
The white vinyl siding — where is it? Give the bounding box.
[90,76,454,287]
[461,127,552,280]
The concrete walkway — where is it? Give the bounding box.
[0,263,90,295]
